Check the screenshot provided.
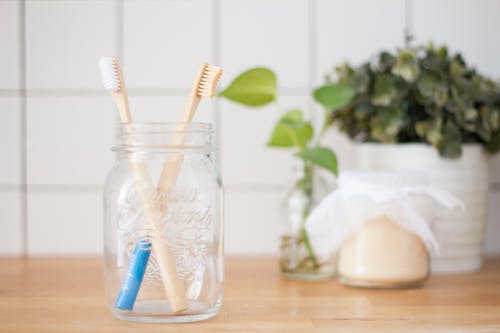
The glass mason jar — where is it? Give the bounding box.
[103,122,224,323]
[279,160,336,280]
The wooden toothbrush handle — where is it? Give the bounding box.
[156,103,198,195]
[109,58,188,312]
[120,111,188,313]
[156,62,207,193]
[129,157,189,313]
[152,238,188,312]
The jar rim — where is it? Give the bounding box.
[112,122,215,153]
[118,122,214,134]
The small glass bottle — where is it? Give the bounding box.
[103,122,223,323]
[279,160,336,280]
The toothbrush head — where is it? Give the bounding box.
[196,63,223,98]
[99,57,121,92]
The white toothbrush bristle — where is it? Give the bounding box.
[197,65,222,98]
[99,57,121,92]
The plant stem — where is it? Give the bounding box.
[300,161,319,268]
[297,120,330,270]
[300,226,318,268]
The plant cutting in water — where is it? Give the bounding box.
[218,68,355,275]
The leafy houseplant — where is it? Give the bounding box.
[218,68,354,278]
[318,42,499,273]
[324,43,500,157]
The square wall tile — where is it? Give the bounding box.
[413,0,500,78]
[0,1,20,89]
[27,97,114,185]
[0,97,22,184]
[220,95,309,186]
[128,95,214,124]
[307,103,358,172]
[321,127,358,172]
[220,0,309,90]
[28,191,102,255]
[484,191,500,255]
[26,0,116,90]
[225,189,282,255]
[123,0,213,90]
[316,0,405,84]
[0,192,23,255]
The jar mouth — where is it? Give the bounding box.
[112,122,215,153]
[118,122,213,134]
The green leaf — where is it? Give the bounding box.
[450,59,466,78]
[296,146,338,176]
[416,72,448,107]
[415,118,443,146]
[392,49,420,83]
[313,83,355,109]
[486,131,500,154]
[219,68,277,106]
[378,51,397,71]
[370,106,405,142]
[371,74,398,106]
[438,122,462,158]
[267,110,313,149]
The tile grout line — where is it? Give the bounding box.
[116,0,123,64]
[1,88,311,97]
[0,182,499,193]
[212,0,222,170]
[0,90,21,97]
[308,0,320,136]
[114,0,124,126]
[308,0,317,100]
[19,0,28,257]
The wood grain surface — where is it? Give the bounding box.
[0,257,499,332]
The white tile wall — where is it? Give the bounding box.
[0,1,20,89]
[413,0,500,78]
[224,189,283,255]
[220,96,309,186]
[219,0,309,90]
[0,98,22,184]
[321,128,358,172]
[128,96,214,124]
[27,97,114,185]
[123,0,213,91]
[26,0,116,90]
[315,0,406,84]
[0,193,23,255]
[0,0,499,256]
[27,192,102,255]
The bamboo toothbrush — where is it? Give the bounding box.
[99,57,188,313]
[157,63,223,194]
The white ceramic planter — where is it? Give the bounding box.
[356,143,491,273]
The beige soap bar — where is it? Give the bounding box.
[338,216,429,287]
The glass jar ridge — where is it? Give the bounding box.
[113,122,215,153]
[104,122,224,323]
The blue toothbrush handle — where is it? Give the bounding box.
[115,240,151,310]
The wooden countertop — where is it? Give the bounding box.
[1,257,499,332]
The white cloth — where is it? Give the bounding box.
[305,171,464,257]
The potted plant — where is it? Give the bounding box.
[318,43,500,273]
[218,68,354,279]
